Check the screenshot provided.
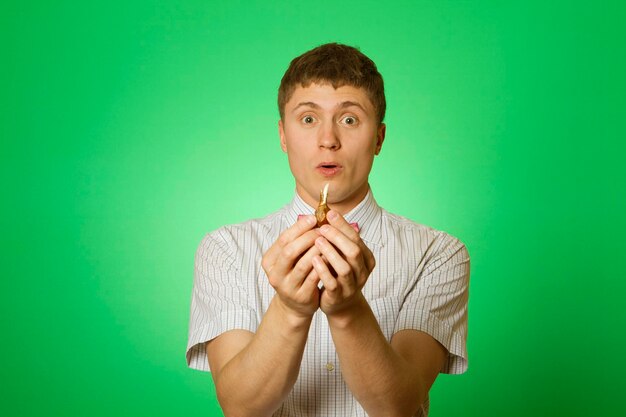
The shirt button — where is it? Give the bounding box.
[325,362,335,372]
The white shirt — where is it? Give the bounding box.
[187,190,470,416]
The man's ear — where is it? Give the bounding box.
[375,123,386,155]
[278,119,287,153]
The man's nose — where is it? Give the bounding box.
[318,121,341,150]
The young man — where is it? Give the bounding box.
[187,43,470,417]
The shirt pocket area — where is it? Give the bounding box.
[368,296,402,341]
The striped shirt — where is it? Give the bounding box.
[187,190,470,416]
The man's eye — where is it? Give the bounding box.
[342,116,358,125]
[302,116,315,124]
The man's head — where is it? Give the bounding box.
[278,43,386,125]
[277,44,387,214]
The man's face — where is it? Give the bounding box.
[279,83,385,213]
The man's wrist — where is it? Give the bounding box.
[272,296,316,331]
[325,292,370,329]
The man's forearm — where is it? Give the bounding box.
[327,294,430,417]
[213,296,312,417]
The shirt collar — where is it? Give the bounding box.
[285,188,383,247]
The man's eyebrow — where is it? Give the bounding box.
[292,102,321,112]
[292,101,367,113]
[338,101,367,112]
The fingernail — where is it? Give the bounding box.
[320,225,330,233]
[306,215,316,226]
[327,210,338,221]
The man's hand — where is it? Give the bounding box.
[262,215,323,320]
[311,210,376,316]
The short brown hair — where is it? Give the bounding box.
[278,43,386,124]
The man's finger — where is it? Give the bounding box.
[299,267,321,295]
[326,210,361,242]
[285,245,322,290]
[270,229,320,278]
[319,224,360,260]
[314,236,354,287]
[324,210,375,272]
[312,255,338,292]
[263,215,317,272]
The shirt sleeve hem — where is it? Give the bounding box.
[394,308,468,374]
[186,309,258,372]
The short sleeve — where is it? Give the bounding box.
[186,233,259,372]
[395,234,470,374]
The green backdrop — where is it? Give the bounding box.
[3,1,625,416]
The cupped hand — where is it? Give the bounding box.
[311,210,376,316]
[262,215,323,320]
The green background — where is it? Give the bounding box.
[3,1,625,416]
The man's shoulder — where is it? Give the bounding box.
[379,208,468,253]
[195,206,287,266]
[209,207,285,237]
[380,208,457,238]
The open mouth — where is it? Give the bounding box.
[317,162,342,177]
[318,162,341,169]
